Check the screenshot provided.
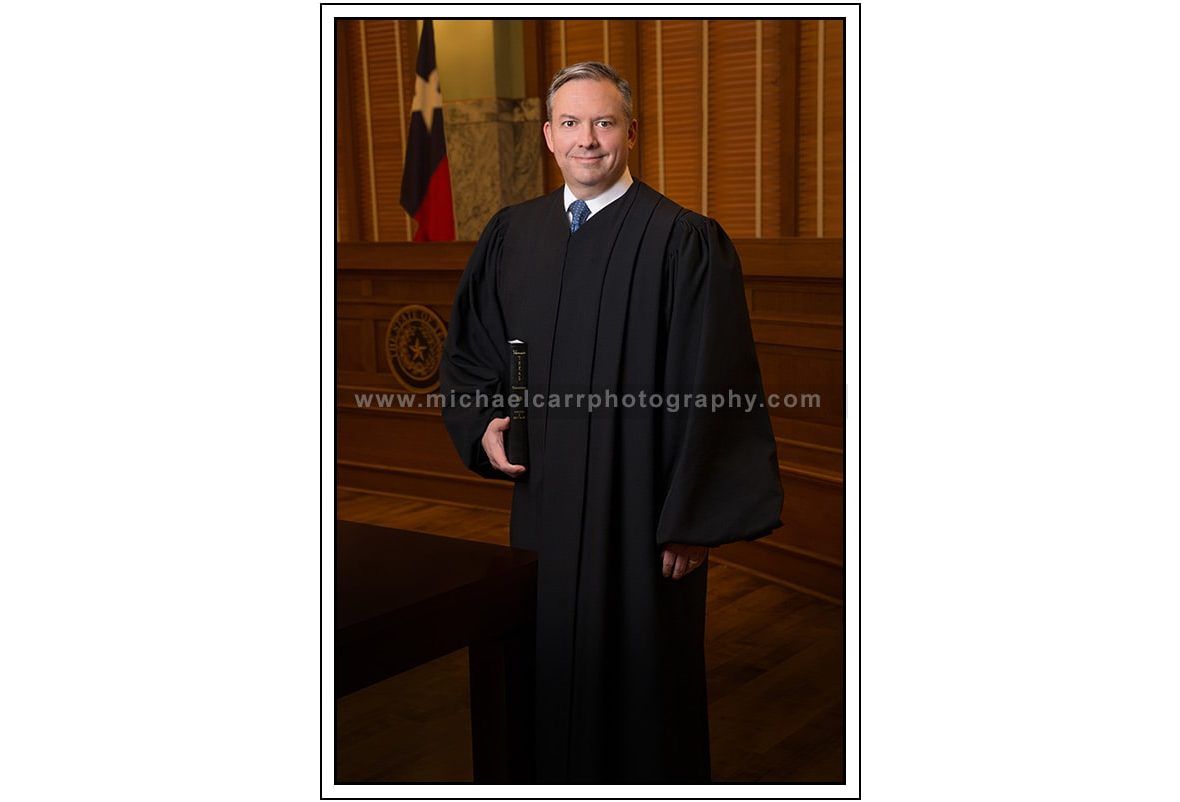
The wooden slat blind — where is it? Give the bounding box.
[564,19,607,67]
[760,22,783,238]
[338,19,418,242]
[705,21,760,237]
[637,22,660,192]
[335,21,362,242]
[607,20,639,98]
[822,21,844,238]
[798,21,819,237]
[342,21,377,241]
[797,19,844,237]
[364,21,410,241]
[335,18,844,242]
[655,21,705,213]
[554,19,801,239]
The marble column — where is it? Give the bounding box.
[443,97,545,240]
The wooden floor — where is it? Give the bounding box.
[335,489,846,784]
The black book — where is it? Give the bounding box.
[507,339,529,469]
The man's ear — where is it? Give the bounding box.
[628,118,638,149]
[543,120,555,153]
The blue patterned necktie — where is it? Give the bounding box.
[569,199,590,233]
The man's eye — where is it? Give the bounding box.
[562,120,575,127]
[596,121,612,128]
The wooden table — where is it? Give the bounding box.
[335,520,537,782]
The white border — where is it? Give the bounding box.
[322,5,861,798]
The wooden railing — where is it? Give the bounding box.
[336,238,844,601]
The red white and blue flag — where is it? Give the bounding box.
[400,20,455,241]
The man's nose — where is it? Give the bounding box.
[577,123,598,149]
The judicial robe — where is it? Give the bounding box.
[440,181,783,783]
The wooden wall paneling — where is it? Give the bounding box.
[364,277,461,307]
[737,237,843,278]
[714,538,843,603]
[751,318,842,351]
[770,415,843,452]
[758,345,844,425]
[336,264,465,391]
[336,381,426,408]
[336,238,845,598]
[335,276,369,299]
[336,241,474,270]
[336,256,514,511]
[337,318,372,375]
[336,273,465,306]
[775,469,844,560]
[775,432,843,477]
[337,370,411,393]
[749,279,843,320]
[337,460,513,511]
[338,407,476,475]
[740,237,846,476]
[749,277,843,320]
[721,401,845,602]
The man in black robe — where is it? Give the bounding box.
[440,62,783,783]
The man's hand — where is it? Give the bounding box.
[661,543,708,580]
[482,416,526,477]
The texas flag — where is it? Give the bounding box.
[400,20,455,241]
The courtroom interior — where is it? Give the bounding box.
[334,18,847,784]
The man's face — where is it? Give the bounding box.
[543,78,638,199]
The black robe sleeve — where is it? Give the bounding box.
[439,210,512,480]
[654,213,784,546]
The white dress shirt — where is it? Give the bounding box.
[563,168,634,225]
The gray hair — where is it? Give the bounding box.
[546,61,633,122]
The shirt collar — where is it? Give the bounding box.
[563,168,634,221]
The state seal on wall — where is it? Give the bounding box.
[385,305,447,393]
